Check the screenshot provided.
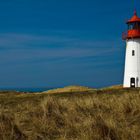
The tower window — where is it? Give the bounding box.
[132,50,135,56]
[128,22,140,30]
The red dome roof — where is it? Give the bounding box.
[127,10,140,23]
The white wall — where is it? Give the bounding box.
[123,38,140,87]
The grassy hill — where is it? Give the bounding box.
[42,85,95,94]
[0,86,140,140]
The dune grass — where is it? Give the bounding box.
[0,87,140,140]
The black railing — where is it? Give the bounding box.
[122,31,127,40]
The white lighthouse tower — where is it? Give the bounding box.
[123,10,140,88]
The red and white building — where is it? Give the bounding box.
[123,10,140,88]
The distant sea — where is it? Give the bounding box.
[0,87,56,93]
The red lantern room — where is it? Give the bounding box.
[122,10,140,40]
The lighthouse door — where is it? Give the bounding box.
[130,78,135,88]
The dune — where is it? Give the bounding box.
[42,85,95,94]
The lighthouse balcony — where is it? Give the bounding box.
[122,29,140,40]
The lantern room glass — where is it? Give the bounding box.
[128,22,140,30]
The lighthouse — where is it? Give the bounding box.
[123,10,140,88]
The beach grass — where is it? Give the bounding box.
[0,86,140,140]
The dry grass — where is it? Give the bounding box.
[0,87,140,140]
[42,85,95,94]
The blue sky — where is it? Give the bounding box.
[0,0,139,88]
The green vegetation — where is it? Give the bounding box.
[0,86,140,140]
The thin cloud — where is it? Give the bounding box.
[0,33,122,66]
[0,32,121,49]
